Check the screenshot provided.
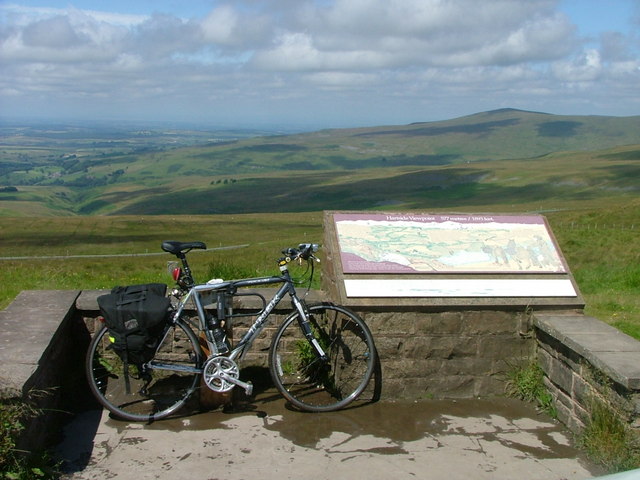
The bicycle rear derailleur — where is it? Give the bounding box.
[203,356,253,396]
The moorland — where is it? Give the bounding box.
[0,109,638,338]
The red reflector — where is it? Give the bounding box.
[172,267,182,282]
[98,316,105,323]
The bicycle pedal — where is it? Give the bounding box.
[244,382,253,396]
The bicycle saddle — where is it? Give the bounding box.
[161,241,207,255]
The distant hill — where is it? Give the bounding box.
[147,108,640,173]
[1,109,639,216]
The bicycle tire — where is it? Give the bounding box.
[86,320,203,422]
[269,303,376,412]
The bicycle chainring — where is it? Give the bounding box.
[203,356,240,393]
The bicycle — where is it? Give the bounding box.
[86,241,377,422]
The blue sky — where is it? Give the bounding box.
[1,0,639,129]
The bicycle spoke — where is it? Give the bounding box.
[86,322,202,422]
[270,304,376,412]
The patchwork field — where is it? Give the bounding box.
[2,109,639,216]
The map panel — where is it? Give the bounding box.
[334,213,566,274]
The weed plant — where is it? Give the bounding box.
[0,388,58,480]
[579,398,640,472]
[505,361,557,418]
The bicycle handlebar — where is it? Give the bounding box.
[282,243,320,262]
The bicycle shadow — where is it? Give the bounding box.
[225,355,383,416]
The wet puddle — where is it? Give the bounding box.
[140,387,582,462]
[58,384,603,480]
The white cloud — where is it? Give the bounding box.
[552,49,603,82]
[201,5,239,45]
[0,4,146,27]
[0,0,638,125]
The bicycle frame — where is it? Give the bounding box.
[169,268,326,366]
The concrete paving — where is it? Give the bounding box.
[56,394,605,480]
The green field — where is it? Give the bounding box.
[1,202,638,339]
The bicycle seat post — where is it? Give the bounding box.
[178,252,195,288]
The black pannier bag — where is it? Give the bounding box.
[97,283,172,372]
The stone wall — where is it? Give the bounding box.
[80,290,535,400]
[356,308,534,399]
[534,313,640,434]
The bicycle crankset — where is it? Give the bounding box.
[203,356,253,395]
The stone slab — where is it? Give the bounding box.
[75,289,108,311]
[534,314,640,391]
[535,314,624,335]
[590,352,640,390]
[0,290,80,391]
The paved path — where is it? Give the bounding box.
[57,395,604,480]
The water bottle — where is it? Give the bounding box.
[207,314,229,354]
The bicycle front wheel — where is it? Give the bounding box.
[86,320,203,422]
[269,303,376,412]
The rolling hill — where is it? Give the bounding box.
[1,109,639,216]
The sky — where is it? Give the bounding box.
[1,0,639,129]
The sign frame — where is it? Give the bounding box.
[322,211,584,308]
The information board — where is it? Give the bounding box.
[323,211,583,305]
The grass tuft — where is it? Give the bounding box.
[579,398,640,472]
[505,361,557,418]
[0,388,59,480]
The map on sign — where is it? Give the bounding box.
[334,213,566,274]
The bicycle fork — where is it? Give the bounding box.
[291,295,328,362]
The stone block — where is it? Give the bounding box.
[373,335,406,358]
[537,346,554,376]
[363,311,419,336]
[555,399,583,433]
[384,358,442,379]
[633,394,640,416]
[474,375,506,397]
[549,354,575,396]
[572,373,597,408]
[477,335,532,360]
[423,374,476,398]
[402,335,479,360]
[415,312,465,335]
[439,357,494,377]
[461,311,516,335]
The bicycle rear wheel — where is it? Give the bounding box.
[86,320,203,422]
[269,303,376,412]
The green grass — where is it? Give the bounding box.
[505,361,556,418]
[0,388,59,480]
[0,204,637,343]
[0,213,323,309]
[38,146,633,216]
[546,199,640,339]
[579,397,640,472]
